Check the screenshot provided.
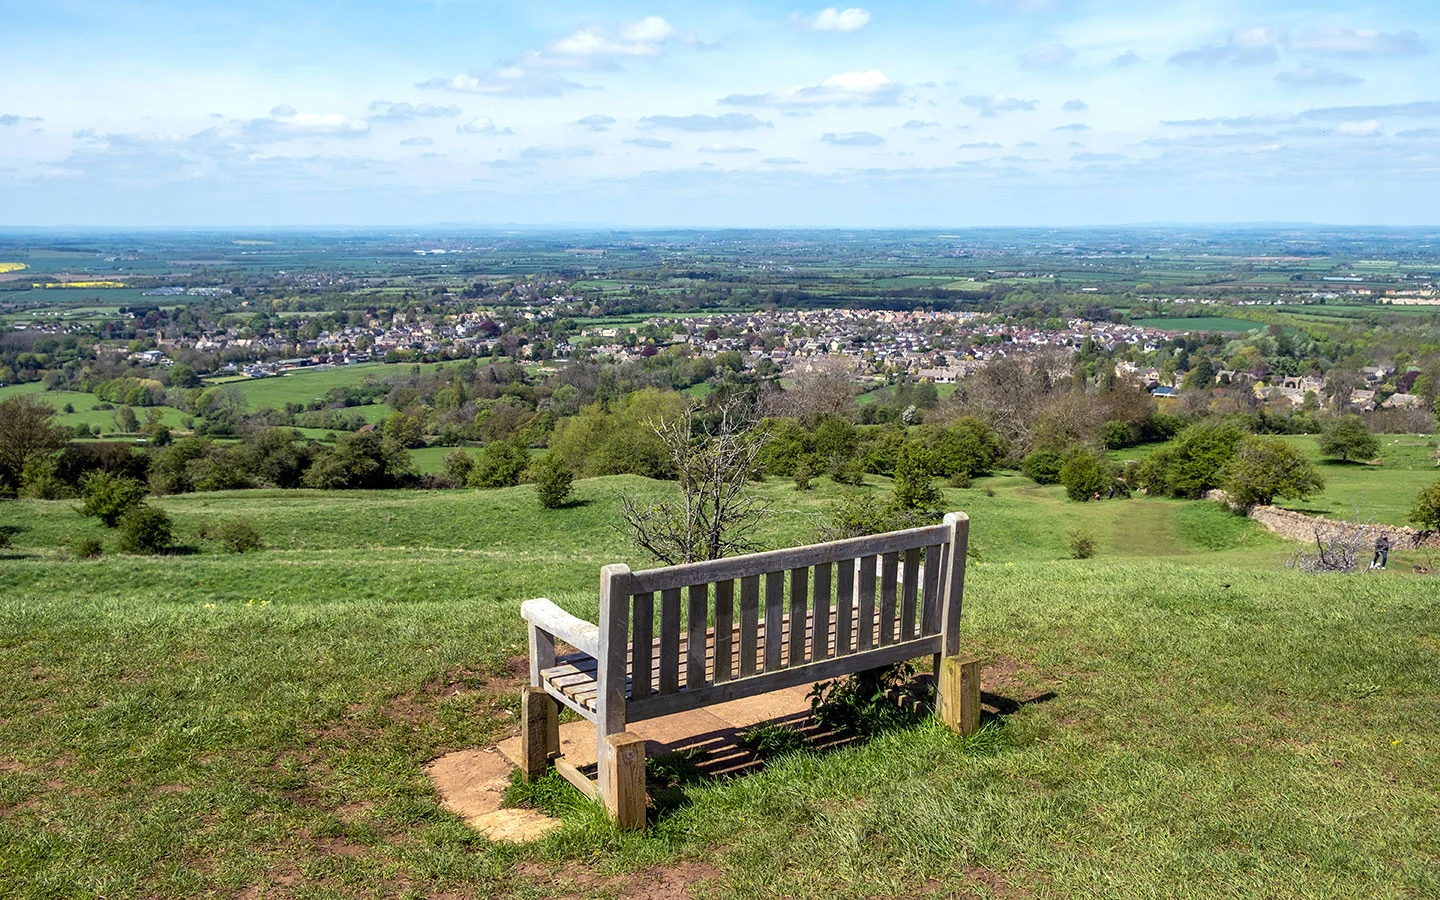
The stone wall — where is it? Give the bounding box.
[1228,499,1440,550]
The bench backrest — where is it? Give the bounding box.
[598,512,969,722]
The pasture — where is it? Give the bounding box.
[2,472,1437,899]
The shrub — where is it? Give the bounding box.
[1066,528,1097,559]
[116,506,173,554]
[735,723,809,758]
[0,530,11,550]
[1060,448,1113,502]
[829,456,865,485]
[816,493,934,542]
[530,453,574,509]
[1021,447,1066,485]
[1136,421,1248,498]
[212,517,262,553]
[443,448,474,483]
[73,536,103,559]
[469,440,529,489]
[78,471,149,527]
[1409,479,1440,531]
[1220,435,1325,508]
[809,662,928,738]
[792,459,814,492]
[890,441,942,511]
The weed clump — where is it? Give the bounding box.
[736,723,809,758]
[809,662,929,738]
[72,536,103,559]
[212,517,263,553]
[1066,528,1097,559]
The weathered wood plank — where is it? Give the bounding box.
[787,567,808,668]
[627,636,942,722]
[594,563,631,808]
[811,562,832,662]
[687,583,708,691]
[941,513,969,659]
[857,554,877,652]
[739,574,759,677]
[920,543,943,636]
[626,524,952,594]
[835,557,855,656]
[938,655,982,737]
[659,588,681,695]
[901,547,921,642]
[631,592,653,699]
[713,579,734,683]
[879,551,899,647]
[764,570,785,672]
[555,758,599,801]
[520,598,599,660]
[521,687,551,781]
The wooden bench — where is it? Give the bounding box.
[519,511,978,828]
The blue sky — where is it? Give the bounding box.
[2,0,1438,226]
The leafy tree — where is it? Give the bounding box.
[1221,435,1325,508]
[1136,421,1248,498]
[114,406,139,434]
[116,505,173,554]
[382,409,428,448]
[1317,415,1380,463]
[530,453,574,509]
[302,431,410,489]
[78,471,149,527]
[468,440,529,489]
[165,363,201,389]
[1409,479,1440,531]
[927,417,1006,479]
[443,448,474,483]
[1060,448,1113,502]
[0,395,69,495]
[890,441,942,511]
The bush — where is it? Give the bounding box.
[1136,421,1248,498]
[212,517,262,553]
[1220,435,1325,508]
[0,530,10,551]
[890,441,942,511]
[1021,447,1066,485]
[73,536,103,559]
[816,493,935,542]
[809,663,928,738]
[1409,479,1440,531]
[78,471,149,527]
[469,440,529,489]
[792,459,814,492]
[116,506,173,554]
[829,456,865,485]
[1066,528,1097,559]
[1060,448,1113,502]
[443,448,474,483]
[529,453,574,509]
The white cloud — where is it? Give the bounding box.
[1170,27,1284,67]
[1110,51,1139,67]
[820,131,884,146]
[721,70,902,108]
[519,145,595,159]
[625,137,672,149]
[958,141,1002,149]
[640,113,772,131]
[1335,120,1382,136]
[1019,44,1075,69]
[801,8,872,32]
[961,95,1037,116]
[577,114,616,131]
[1276,65,1363,88]
[763,156,804,165]
[1053,123,1090,132]
[1292,27,1424,57]
[456,117,513,135]
[400,136,435,147]
[244,105,370,140]
[421,16,683,98]
[903,120,938,129]
[368,101,461,122]
[698,143,758,153]
[1062,99,1089,112]
[1,114,43,126]
[1071,151,1125,162]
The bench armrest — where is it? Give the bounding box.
[521,598,600,659]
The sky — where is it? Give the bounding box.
[2,0,1438,227]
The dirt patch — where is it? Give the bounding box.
[519,860,724,900]
[426,747,560,842]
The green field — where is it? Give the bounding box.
[3,469,1439,898]
[209,363,447,411]
[1130,316,1263,333]
[1274,433,1438,525]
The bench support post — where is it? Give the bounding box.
[938,655,981,736]
[602,732,647,830]
[520,687,554,781]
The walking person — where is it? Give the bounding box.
[1371,533,1391,569]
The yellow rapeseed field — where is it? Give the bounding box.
[0,262,28,273]
[32,280,127,288]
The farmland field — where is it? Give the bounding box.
[1129,316,1263,333]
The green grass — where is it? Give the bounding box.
[1130,316,1262,333]
[1,475,1437,898]
[209,363,447,411]
[1272,434,1436,526]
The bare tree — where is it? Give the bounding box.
[619,405,769,565]
[1287,509,1378,574]
[757,357,858,424]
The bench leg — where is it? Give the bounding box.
[521,687,554,781]
[937,655,981,737]
[601,731,647,830]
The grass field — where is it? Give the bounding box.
[208,363,448,411]
[1130,316,1263,333]
[3,469,1438,898]
[1274,433,1438,525]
